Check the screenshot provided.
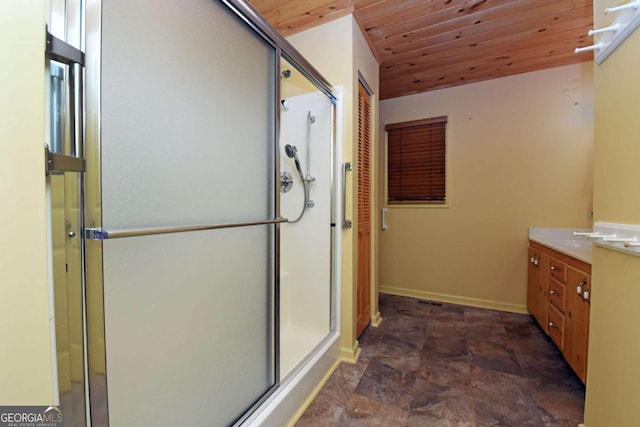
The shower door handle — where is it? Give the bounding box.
[342,162,352,229]
[45,29,86,175]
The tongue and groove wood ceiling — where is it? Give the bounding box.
[247,0,594,99]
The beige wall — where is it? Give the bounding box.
[584,2,640,425]
[288,14,380,359]
[379,63,594,310]
[0,0,55,404]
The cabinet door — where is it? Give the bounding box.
[566,267,590,383]
[537,252,550,333]
[527,248,539,318]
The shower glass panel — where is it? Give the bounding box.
[101,2,274,229]
[102,227,274,426]
[279,59,334,378]
[95,0,277,425]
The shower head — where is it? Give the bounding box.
[284,144,297,159]
[284,144,304,178]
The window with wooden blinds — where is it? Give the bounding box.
[385,116,447,204]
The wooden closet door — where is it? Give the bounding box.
[357,82,371,337]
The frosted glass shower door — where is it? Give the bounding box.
[97,1,277,425]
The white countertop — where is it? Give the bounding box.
[529,227,593,264]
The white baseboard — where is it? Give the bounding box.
[340,340,361,364]
[371,310,382,327]
[379,286,528,314]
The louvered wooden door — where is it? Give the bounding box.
[357,82,371,337]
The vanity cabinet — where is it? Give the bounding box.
[527,247,549,333]
[527,241,591,383]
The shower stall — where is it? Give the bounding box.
[46,0,341,425]
[278,61,336,380]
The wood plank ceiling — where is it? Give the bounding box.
[248,0,594,99]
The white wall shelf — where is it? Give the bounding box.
[581,222,640,257]
[576,1,640,64]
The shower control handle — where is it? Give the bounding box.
[280,171,293,193]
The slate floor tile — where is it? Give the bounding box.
[296,294,585,427]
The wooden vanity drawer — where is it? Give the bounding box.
[549,278,566,313]
[550,257,567,284]
[548,305,564,350]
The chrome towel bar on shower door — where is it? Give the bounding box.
[86,217,289,240]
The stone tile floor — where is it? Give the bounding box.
[296,294,585,426]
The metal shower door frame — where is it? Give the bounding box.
[45,0,91,425]
[223,0,341,393]
[84,1,281,425]
[83,1,339,425]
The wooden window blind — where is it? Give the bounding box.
[386,116,447,204]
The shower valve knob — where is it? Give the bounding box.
[280,172,293,193]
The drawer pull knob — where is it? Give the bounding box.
[551,266,558,271]
[577,278,587,295]
[550,290,557,295]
